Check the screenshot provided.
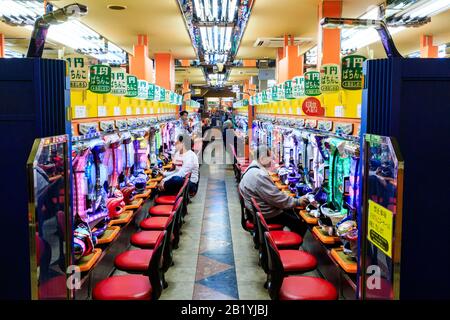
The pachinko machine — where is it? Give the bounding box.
[71,124,111,262]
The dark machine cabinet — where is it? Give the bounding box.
[0,58,70,299]
[359,58,450,299]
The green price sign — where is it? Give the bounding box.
[277,83,285,100]
[271,86,279,101]
[138,80,148,99]
[65,54,88,90]
[262,91,268,103]
[341,55,366,90]
[284,80,294,99]
[304,71,321,96]
[89,65,111,94]
[126,75,138,97]
[111,68,127,95]
[292,76,305,98]
[155,86,161,101]
[160,88,166,102]
[320,64,341,92]
[147,83,155,100]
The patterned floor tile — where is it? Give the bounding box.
[195,255,233,281]
[192,284,237,300]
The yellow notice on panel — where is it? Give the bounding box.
[367,200,393,258]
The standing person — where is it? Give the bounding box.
[239,145,309,236]
[231,108,239,129]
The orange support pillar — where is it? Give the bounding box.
[0,34,4,58]
[129,35,154,82]
[154,53,175,91]
[420,35,438,58]
[276,35,304,83]
[182,79,191,101]
[317,0,342,67]
[180,59,190,67]
[243,60,257,67]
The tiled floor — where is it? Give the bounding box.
[160,164,269,300]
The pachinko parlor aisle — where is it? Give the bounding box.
[0,0,449,304]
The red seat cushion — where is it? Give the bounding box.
[148,205,173,216]
[155,195,177,205]
[115,249,153,272]
[270,231,303,248]
[279,276,338,300]
[130,231,162,248]
[279,250,317,272]
[245,220,284,231]
[93,275,152,300]
[140,216,170,230]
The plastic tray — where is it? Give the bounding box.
[135,189,152,199]
[78,248,102,272]
[146,181,158,189]
[96,226,120,245]
[299,210,318,224]
[312,226,340,245]
[125,198,143,210]
[108,210,133,226]
[331,247,357,273]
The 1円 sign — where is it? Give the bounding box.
[138,80,148,99]
[66,54,88,90]
[367,200,393,258]
[292,76,305,98]
[147,83,155,100]
[341,55,366,90]
[111,68,127,95]
[126,75,138,97]
[304,71,321,96]
[89,65,111,93]
[284,80,294,99]
[320,64,340,92]
[302,97,324,116]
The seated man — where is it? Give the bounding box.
[158,135,199,195]
[239,145,308,236]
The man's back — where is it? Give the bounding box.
[239,160,297,219]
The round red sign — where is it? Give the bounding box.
[302,97,324,116]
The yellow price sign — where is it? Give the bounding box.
[367,200,393,258]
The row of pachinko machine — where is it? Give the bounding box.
[30,113,201,299]
[252,115,362,299]
[71,116,176,264]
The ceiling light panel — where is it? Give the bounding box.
[0,0,127,64]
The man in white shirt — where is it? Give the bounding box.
[159,135,199,195]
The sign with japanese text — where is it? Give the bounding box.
[160,88,166,102]
[301,97,324,116]
[271,86,279,101]
[261,91,268,103]
[292,76,305,98]
[89,65,111,94]
[147,83,155,100]
[66,54,88,90]
[284,80,294,99]
[341,55,366,90]
[368,200,393,258]
[111,68,127,95]
[320,64,340,92]
[126,75,138,97]
[155,86,161,101]
[277,83,285,100]
[138,80,148,99]
[304,71,321,96]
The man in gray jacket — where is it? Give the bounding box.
[239,145,308,236]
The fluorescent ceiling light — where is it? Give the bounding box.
[222,0,229,21]
[1,0,127,64]
[228,0,238,22]
[212,0,219,20]
[406,0,450,18]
